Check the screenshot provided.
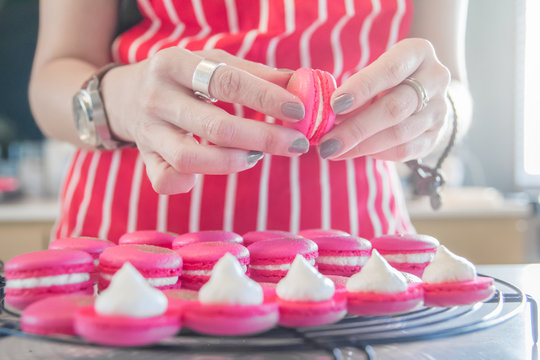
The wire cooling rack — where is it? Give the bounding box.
[0,273,537,360]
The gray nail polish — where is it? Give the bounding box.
[282,102,305,121]
[331,93,354,114]
[319,139,342,159]
[247,151,264,165]
[289,138,310,154]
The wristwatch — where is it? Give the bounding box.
[72,63,129,150]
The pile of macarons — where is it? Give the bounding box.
[2,229,495,347]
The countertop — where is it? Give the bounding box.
[0,264,538,360]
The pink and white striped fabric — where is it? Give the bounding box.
[54,0,416,243]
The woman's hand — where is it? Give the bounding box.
[102,48,309,194]
[318,38,452,162]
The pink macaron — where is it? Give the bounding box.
[172,230,243,249]
[248,238,318,283]
[174,242,249,290]
[21,294,95,335]
[98,245,182,291]
[370,234,439,277]
[75,306,180,346]
[312,235,372,277]
[282,68,337,145]
[5,250,95,310]
[162,289,199,316]
[49,237,116,282]
[184,301,279,336]
[118,230,176,249]
[422,277,495,307]
[297,228,350,239]
[347,283,424,316]
[277,289,347,327]
[242,230,301,247]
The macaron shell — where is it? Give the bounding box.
[346,283,424,316]
[242,230,300,247]
[298,229,350,239]
[49,237,116,257]
[422,276,495,307]
[21,294,95,335]
[6,282,95,310]
[75,307,181,346]
[184,302,279,336]
[6,250,94,279]
[175,242,249,270]
[310,69,336,144]
[277,292,347,327]
[389,262,431,278]
[370,234,440,252]
[248,238,318,264]
[283,68,336,145]
[312,235,372,253]
[172,231,243,249]
[119,231,176,249]
[98,245,182,277]
[316,264,364,277]
[284,68,317,138]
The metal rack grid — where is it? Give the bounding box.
[0,274,537,360]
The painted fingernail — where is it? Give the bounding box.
[319,139,342,159]
[281,102,305,121]
[289,138,310,154]
[331,93,354,114]
[247,151,264,165]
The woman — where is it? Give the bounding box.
[29,0,470,242]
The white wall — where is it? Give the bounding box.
[462,0,522,192]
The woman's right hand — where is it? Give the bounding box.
[101,48,309,194]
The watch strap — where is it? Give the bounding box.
[85,63,132,150]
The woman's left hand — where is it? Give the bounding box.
[318,38,451,161]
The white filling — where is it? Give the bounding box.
[276,255,334,301]
[422,246,476,283]
[382,252,435,264]
[199,254,263,305]
[317,256,369,266]
[95,263,167,318]
[93,259,99,266]
[182,264,247,277]
[101,272,178,286]
[6,273,90,289]
[250,258,316,271]
[310,81,324,138]
[346,250,408,293]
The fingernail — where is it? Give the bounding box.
[247,151,264,165]
[281,102,305,121]
[319,139,342,159]
[289,138,310,154]
[277,68,294,74]
[331,93,354,114]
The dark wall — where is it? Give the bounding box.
[0,0,41,146]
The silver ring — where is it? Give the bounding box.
[191,59,226,103]
[402,77,429,113]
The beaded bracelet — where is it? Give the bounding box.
[406,94,458,210]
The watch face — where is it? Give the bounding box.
[73,90,98,146]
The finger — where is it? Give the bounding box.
[331,38,442,115]
[148,47,305,122]
[331,98,446,160]
[363,131,438,162]
[319,84,420,159]
[198,49,294,88]
[139,122,264,174]
[145,87,310,156]
[139,150,197,195]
